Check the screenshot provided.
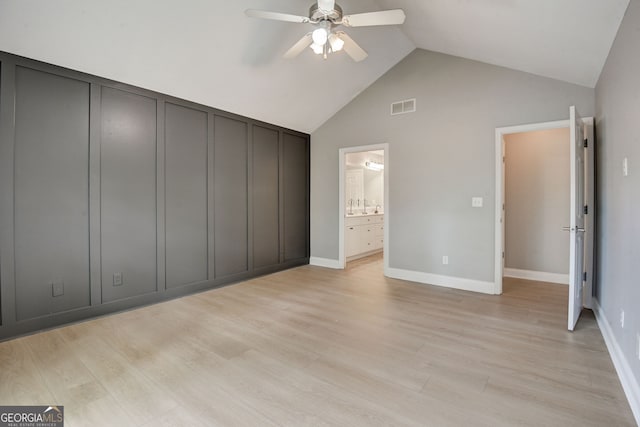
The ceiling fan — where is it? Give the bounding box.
[245,0,406,62]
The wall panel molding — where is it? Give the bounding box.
[0,50,309,340]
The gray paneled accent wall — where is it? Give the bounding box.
[100,87,158,303]
[0,51,309,339]
[0,59,2,325]
[14,67,90,320]
[252,125,280,269]
[165,103,208,289]
[283,133,310,261]
[214,115,249,279]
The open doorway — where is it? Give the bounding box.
[338,144,389,272]
[495,112,595,330]
[503,127,571,285]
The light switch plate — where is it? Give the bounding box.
[472,197,483,208]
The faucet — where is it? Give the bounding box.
[362,199,368,214]
[348,199,354,215]
[375,205,381,214]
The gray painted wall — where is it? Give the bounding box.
[100,87,158,303]
[165,103,208,289]
[0,52,310,339]
[595,0,640,395]
[13,67,91,320]
[311,49,594,284]
[504,129,570,274]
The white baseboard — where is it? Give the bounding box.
[346,248,382,263]
[385,267,496,294]
[503,268,569,285]
[593,299,640,425]
[309,257,343,269]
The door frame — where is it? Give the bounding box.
[338,143,389,271]
[494,117,594,308]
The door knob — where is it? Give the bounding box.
[562,226,586,232]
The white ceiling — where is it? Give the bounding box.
[384,0,630,88]
[0,0,629,133]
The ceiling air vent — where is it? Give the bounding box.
[390,98,416,116]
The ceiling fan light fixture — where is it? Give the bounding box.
[310,42,324,54]
[328,33,344,52]
[312,27,328,45]
[247,2,404,62]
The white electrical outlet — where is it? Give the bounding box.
[620,309,625,328]
[471,197,483,208]
[623,157,629,177]
[442,255,449,265]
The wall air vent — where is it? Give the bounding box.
[390,98,416,116]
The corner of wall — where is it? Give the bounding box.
[593,298,640,425]
[385,267,496,295]
[309,257,343,269]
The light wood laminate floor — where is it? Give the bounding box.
[0,255,636,426]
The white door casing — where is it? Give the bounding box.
[494,119,569,295]
[338,143,389,270]
[494,113,594,325]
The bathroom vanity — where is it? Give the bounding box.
[345,214,383,260]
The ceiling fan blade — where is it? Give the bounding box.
[284,33,313,59]
[341,9,406,27]
[245,9,310,24]
[336,32,368,62]
[317,0,335,12]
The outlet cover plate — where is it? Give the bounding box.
[52,281,64,297]
[113,272,123,286]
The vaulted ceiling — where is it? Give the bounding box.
[0,0,629,133]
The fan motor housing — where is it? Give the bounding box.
[309,2,343,22]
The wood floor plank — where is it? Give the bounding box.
[0,338,56,405]
[0,255,635,426]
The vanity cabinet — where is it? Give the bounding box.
[345,215,384,259]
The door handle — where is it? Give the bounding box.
[562,226,586,232]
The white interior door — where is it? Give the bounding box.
[568,106,585,331]
[583,118,595,310]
